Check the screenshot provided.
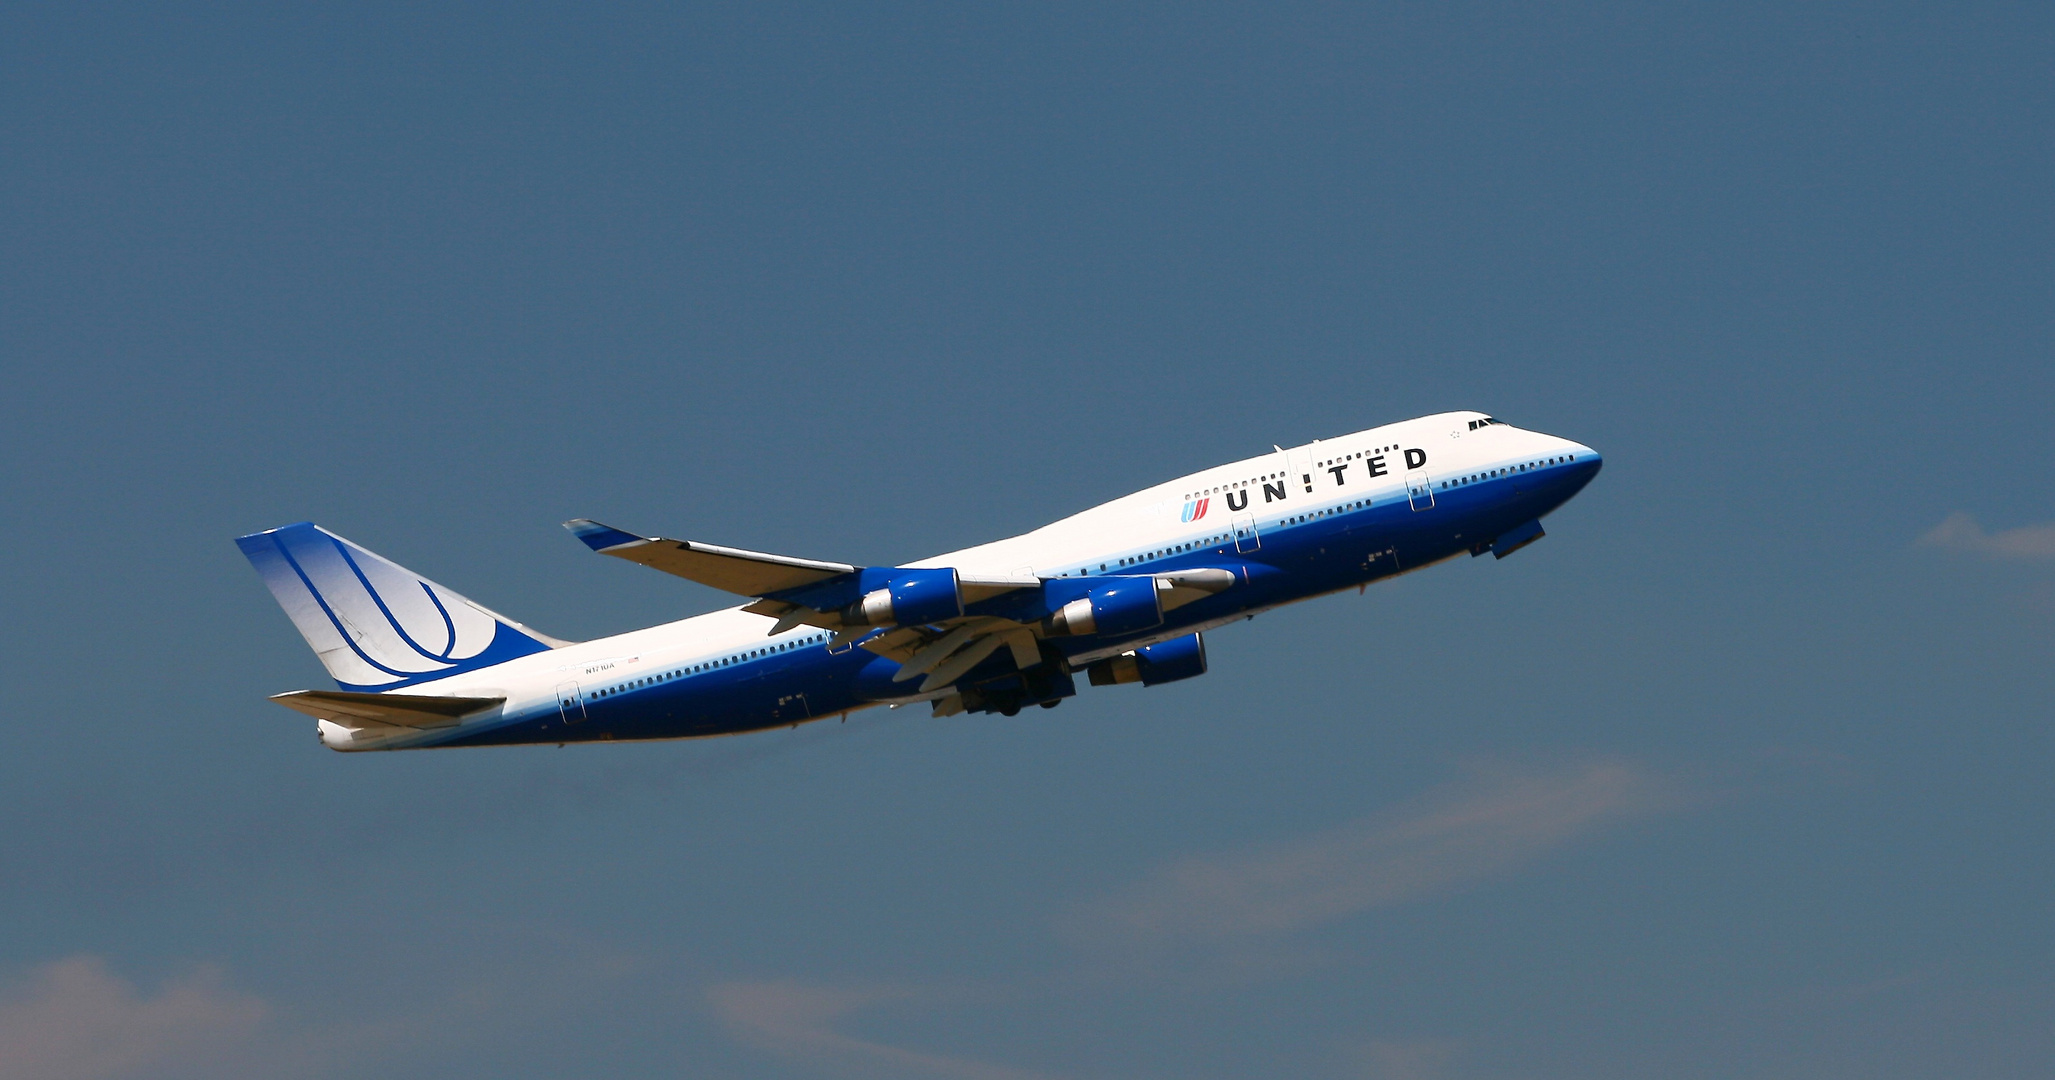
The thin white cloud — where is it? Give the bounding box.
[1337,1037,1463,1080]
[1069,760,1666,948]
[0,956,266,1080]
[709,762,1675,1073]
[1919,512,2055,559]
[708,980,1066,1080]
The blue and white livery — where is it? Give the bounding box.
[238,412,1600,750]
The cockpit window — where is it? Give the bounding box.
[1466,417,1502,430]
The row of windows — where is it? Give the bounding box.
[1283,499,1372,525]
[1179,442,1408,500]
[1320,444,1399,468]
[1110,491,1387,569]
[1185,472,1283,501]
[1440,454,1575,490]
[588,633,831,699]
[1115,534,1234,567]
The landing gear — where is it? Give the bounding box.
[951,660,1078,717]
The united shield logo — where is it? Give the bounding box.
[1181,497,1210,523]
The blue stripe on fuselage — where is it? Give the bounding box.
[423,455,1600,747]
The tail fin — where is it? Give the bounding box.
[235,522,563,691]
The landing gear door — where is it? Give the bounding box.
[1232,512,1261,553]
[1405,471,1436,511]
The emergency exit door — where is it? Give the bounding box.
[1287,446,1315,494]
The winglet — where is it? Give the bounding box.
[564,519,648,553]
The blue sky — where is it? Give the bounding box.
[2,3,2051,1077]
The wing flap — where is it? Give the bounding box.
[959,576,1039,602]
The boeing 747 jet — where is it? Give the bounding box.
[238,411,1600,750]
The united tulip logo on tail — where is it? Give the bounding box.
[1181,497,1210,523]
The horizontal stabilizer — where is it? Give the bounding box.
[269,689,505,730]
[565,519,857,596]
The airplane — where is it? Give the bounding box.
[237,411,1600,751]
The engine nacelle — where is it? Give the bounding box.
[1043,578,1164,637]
[1087,633,1208,687]
[842,567,963,628]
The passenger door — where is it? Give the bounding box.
[556,681,587,724]
[1405,470,1436,511]
[1232,512,1261,553]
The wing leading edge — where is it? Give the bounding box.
[564,519,858,596]
[565,519,1038,614]
[563,518,1232,698]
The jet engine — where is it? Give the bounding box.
[839,567,963,628]
[1042,577,1164,637]
[1087,633,1208,687]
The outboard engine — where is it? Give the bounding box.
[1043,577,1164,637]
[840,567,963,628]
[1087,633,1208,687]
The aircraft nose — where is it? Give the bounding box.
[1541,439,1601,501]
[1565,442,1602,488]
